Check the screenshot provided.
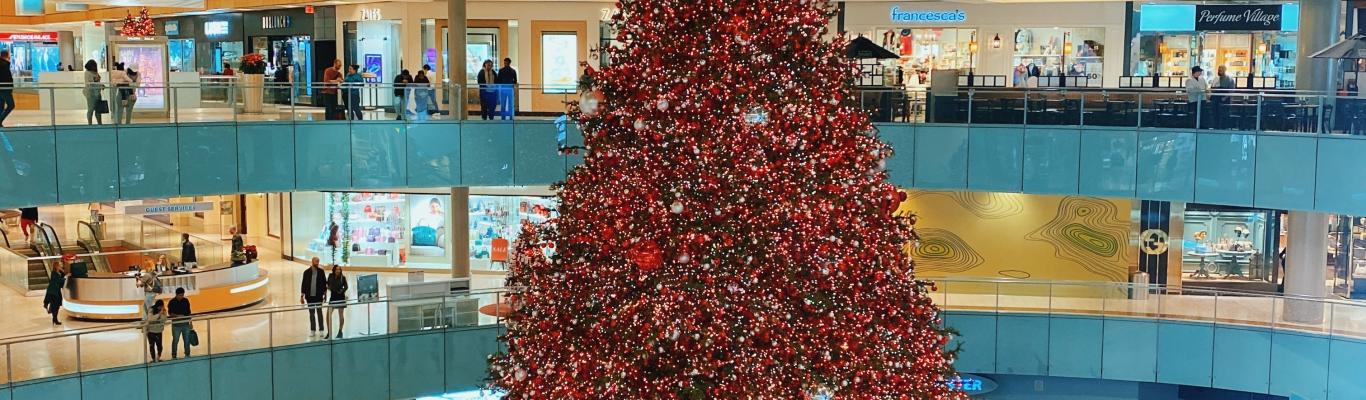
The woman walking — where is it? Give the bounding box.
[325,264,348,339]
[83,60,103,125]
[144,300,167,362]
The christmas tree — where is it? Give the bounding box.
[119,8,154,37]
[490,0,962,398]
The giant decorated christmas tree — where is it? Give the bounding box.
[489,0,962,398]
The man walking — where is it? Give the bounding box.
[0,51,15,126]
[495,58,518,120]
[168,288,193,358]
[300,257,328,336]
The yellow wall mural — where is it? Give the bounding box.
[898,190,1132,283]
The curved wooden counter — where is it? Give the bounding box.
[64,261,269,320]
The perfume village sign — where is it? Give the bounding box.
[1195,4,1284,31]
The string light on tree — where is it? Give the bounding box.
[490,0,963,398]
[119,7,155,37]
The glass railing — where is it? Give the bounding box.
[0,241,28,292]
[0,288,512,384]
[855,87,1363,134]
[1,82,575,127]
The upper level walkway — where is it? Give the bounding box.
[0,277,1361,399]
[2,83,1364,216]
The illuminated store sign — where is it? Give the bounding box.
[0,32,58,41]
[204,20,230,36]
[889,6,967,23]
[262,15,292,29]
[360,8,383,21]
[943,374,997,396]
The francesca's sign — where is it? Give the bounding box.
[889,6,966,23]
[1196,4,1283,31]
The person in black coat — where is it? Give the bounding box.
[392,70,413,120]
[180,233,197,267]
[476,60,498,120]
[0,50,14,126]
[43,254,72,325]
[300,257,329,336]
[495,58,518,120]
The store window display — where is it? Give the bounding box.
[1011,27,1104,86]
[874,28,976,87]
[1182,206,1278,284]
[291,191,451,269]
[469,195,557,271]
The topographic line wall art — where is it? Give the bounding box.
[1024,197,1131,282]
[899,190,1131,282]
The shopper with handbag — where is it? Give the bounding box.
[324,264,348,339]
[144,300,167,362]
[83,60,104,125]
[168,287,194,358]
[110,62,130,125]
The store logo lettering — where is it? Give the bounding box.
[262,15,291,29]
[360,9,382,21]
[1198,9,1279,26]
[889,6,966,23]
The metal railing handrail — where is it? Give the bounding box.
[926,276,1354,306]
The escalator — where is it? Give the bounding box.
[76,221,111,273]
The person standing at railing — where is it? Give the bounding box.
[343,64,364,120]
[110,62,131,125]
[168,287,193,359]
[325,264,348,340]
[1185,66,1207,120]
[422,64,440,115]
[477,60,498,120]
[180,233,197,268]
[144,299,167,362]
[42,254,72,325]
[1211,65,1236,129]
[0,50,15,127]
[121,67,140,125]
[301,257,328,337]
[322,59,342,121]
[393,69,413,120]
[136,264,162,313]
[413,70,432,121]
[496,58,518,120]
[83,60,103,125]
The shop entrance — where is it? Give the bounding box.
[1134,31,1296,87]
[251,35,313,98]
[1180,204,1282,293]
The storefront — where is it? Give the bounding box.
[244,7,336,103]
[468,194,556,271]
[157,13,244,74]
[290,191,455,270]
[1179,204,1282,288]
[844,2,1127,87]
[1130,3,1300,88]
[0,32,64,79]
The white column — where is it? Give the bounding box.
[1296,0,1341,91]
[1283,211,1329,323]
[447,0,468,118]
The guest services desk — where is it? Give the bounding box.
[64,261,269,320]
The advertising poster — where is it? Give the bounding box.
[540,33,577,93]
[407,195,448,257]
[116,44,166,109]
[364,53,383,78]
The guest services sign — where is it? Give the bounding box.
[1196,4,1283,31]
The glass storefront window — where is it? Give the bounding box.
[1182,207,1278,284]
[168,39,195,72]
[1012,27,1105,85]
[469,195,557,271]
[1133,32,1296,87]
[291,191,452,269]
[873,27,976,84]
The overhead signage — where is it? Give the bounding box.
[0,32,58,42]
[360,8,382,21]
[262,15,292,29]
[943,374,997,396]
[889,6,966,23]
[164,21,179,36]
[1196,4,1283,31]
[204,20,230,36]
[124,202,214,215]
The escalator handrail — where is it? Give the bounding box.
[75,221,102,252]
[36,222,59,252]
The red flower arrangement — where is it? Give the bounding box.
[240,53,266,74]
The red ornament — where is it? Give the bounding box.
[626,240,663,271]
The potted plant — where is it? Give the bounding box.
[240,53,267,113]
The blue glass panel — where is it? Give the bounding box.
[1315,137,1366,215]
[877,124,914,187]
[1283,3,1300,32]
[1079,130,1137,198]
[296,123,352,190]
[1212,327,1271,394]
[968,127,1024,192]
[461,122,514,186]
[513,122,565,186]
[913,125,968,189]
[177,124,238,196]
[1136,130,1195,201]
[334,338,391,400]
[0,129,57,208]
[1156,321,1214,386]
[117,126,180,200]
[944,312,996,373]
[1194,132,1256,206]
[210,352,273,399]
[1023,128,1081,195]
[1101,319,1157,382]
[447,327,502,391]
[406,123,461,187]
[1269,332,1329,400]
[10,377,79,400]
[273,344,332,400]
[995,315,1048,375]
[1328,338,1366,399]
[238,123,296,193]
[1048,316,1102,379]
[390,332,446,399]
[148,358,211,400]
[81,368,147,400]
[55,127,118,203]
[1254,135,1315,211]
[351,123,407,189]
[1139,4,1196,31]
